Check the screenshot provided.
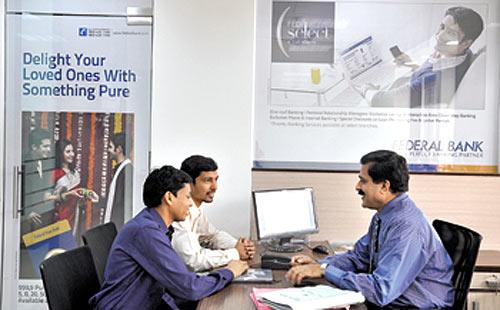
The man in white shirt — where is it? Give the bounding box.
[172,155,255,272]
[355,6,483,108]
[105,132,133,231]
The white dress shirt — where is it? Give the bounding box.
[172,205,239,272]
[367,53,469,108]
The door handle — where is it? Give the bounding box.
[12,165,23,219]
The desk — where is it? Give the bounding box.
[197,241,367,310]
[468,250,500,309]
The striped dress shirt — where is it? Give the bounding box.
[320,193,454,308]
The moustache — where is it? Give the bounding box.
[357,190,365,196]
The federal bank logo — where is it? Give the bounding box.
[404,140,483,152]
[394,139,485,159]
[78,27,111,38]
[79,27,88,37]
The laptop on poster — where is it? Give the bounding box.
[331,36,387,105]
[339,36,382,81]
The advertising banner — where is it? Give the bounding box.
[4,7,151,309]
[255,1,499,173]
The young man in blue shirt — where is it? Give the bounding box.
[90,165,248,309]
[286,150,454,308]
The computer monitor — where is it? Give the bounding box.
[252,187,319,252]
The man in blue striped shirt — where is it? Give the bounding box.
[286,150,454,308]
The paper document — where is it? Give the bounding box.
[233,268,273,283]
[250,288,282,310]
[258,285,365,310]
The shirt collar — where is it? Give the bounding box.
[146,207,174,240]
[428,50,469,71]
[378,192,408,220]
[189,205,200,219]
[166,225,175,241]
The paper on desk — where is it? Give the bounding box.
[250,288,281,310]
[257,285,364,310]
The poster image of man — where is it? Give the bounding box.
[360,6,485,109]
[21,127,56,235]
[20,111,134,279]
[268,4,486,110]
[105,132,133,231]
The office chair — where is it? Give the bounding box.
[40,245,100,310]
[82,221,118,284]
[433,219,482,310]
[449,46,486,110]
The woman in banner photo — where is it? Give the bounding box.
[48,139,99,236]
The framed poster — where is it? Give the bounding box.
[254,0,499,174]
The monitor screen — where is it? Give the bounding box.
[253,187,319,240]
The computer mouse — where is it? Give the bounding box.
[312,245,329,255]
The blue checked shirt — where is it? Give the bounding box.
[89,207,233,309]
[320,193,454,307]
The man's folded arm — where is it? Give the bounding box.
[198,212,238,249]
[210,230,238,249]
[172,229,239,272]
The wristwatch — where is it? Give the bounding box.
[320,263,328,276]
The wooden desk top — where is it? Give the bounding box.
[197,241,367,310]
[475,250,500,272]
[196,246,500,309]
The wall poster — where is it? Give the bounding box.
[254,0,500,173]
[2,1,153,309]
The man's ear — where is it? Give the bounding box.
[163,192,174,206]
[381,180,391,193]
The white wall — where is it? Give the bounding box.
[0,0,5,290]
[151,0,255,236]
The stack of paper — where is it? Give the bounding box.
[250,288,281,310]
[251,285,365,310]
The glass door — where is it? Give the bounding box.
[2,2,153,309]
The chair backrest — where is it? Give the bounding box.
[449,47,486,110]
[82,221,118,284]
[433,219,482,310]
[40,245,100,310]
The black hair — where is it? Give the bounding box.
[55,139,75,172]
[360,150,409,193]
[180,155,218,183]
[29,128,51,149]
[445,7,484,42]
[110,132,129,156]
[142,165,192,208]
